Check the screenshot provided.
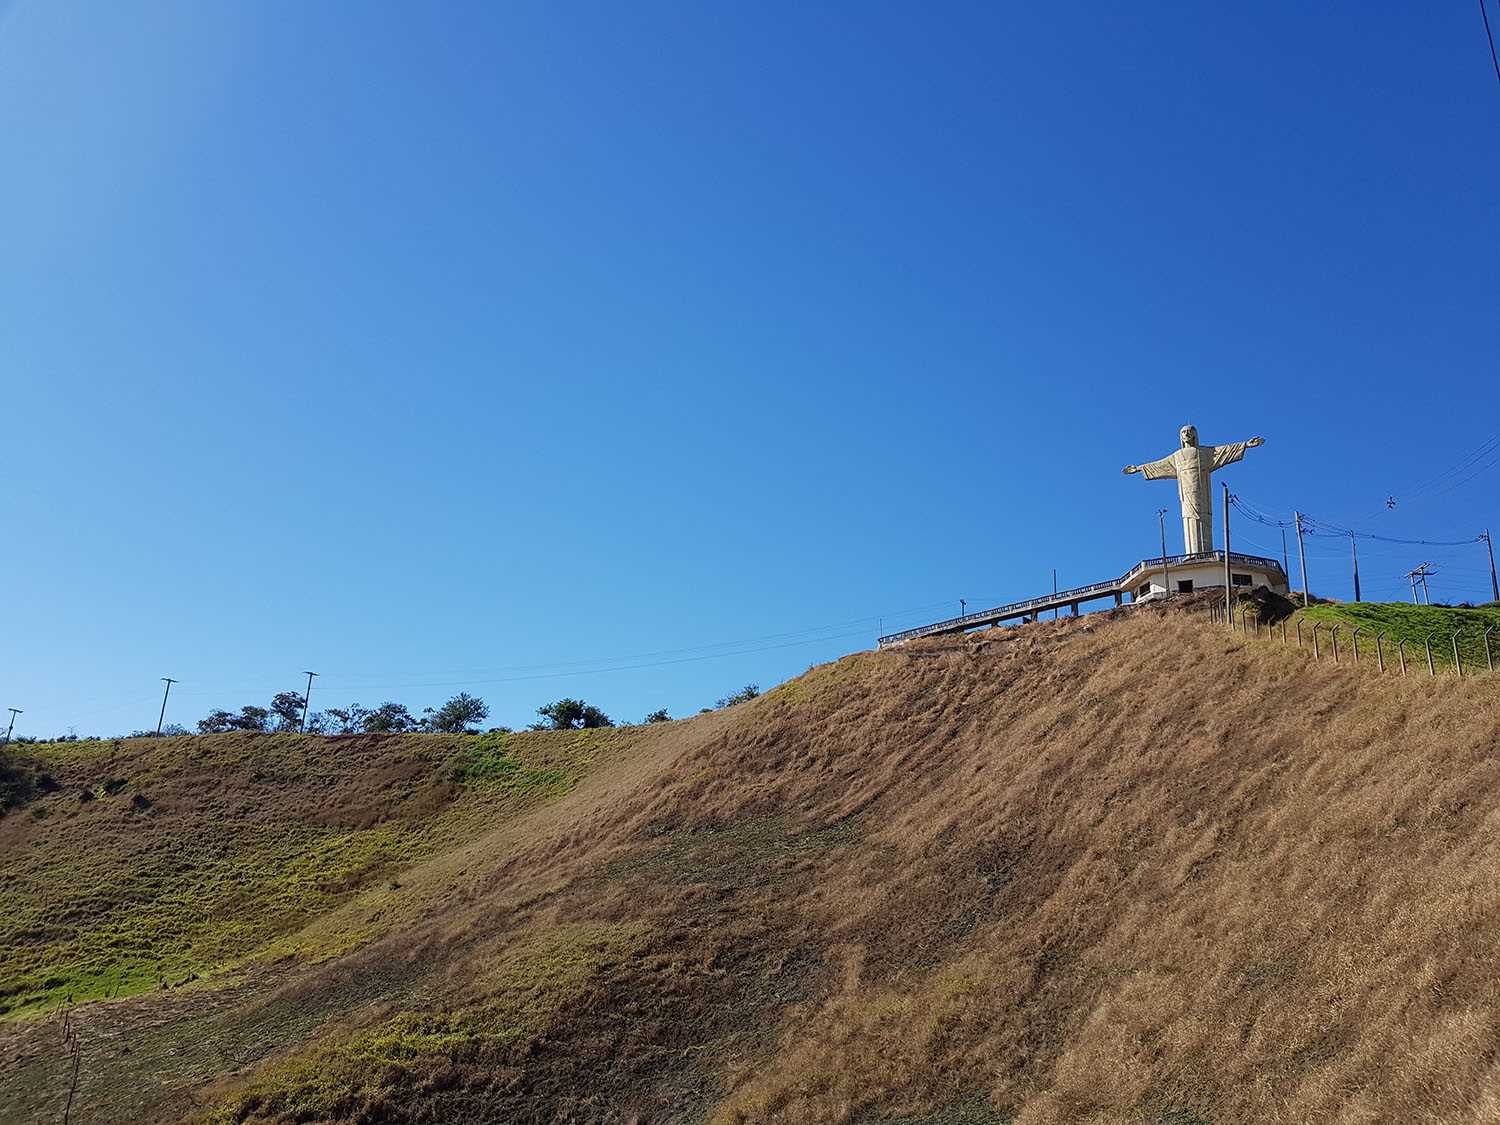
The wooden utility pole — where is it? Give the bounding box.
[1294,511,1310,604]
[300,672,318,732]
[156,678,177,735]
[2,708,20,747]
[1281,527,1289,578]
[1349,533,1362,603]
[1222,482,1233,627]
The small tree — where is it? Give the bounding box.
[429,693,489,733]
[270,691,306,732]
[197,709,234,734]
[531,698,613,731]
[326,704,369,735]
[362,702,417,733]
[304,711,331,735]
[230,706,270,732]
[199,705,271,733]
[642,708,671,724]
[715,684,760,709]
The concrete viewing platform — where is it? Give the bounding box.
[877,550,1288,648]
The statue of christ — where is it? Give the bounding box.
[1123,425,1265,554]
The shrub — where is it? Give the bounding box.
[531,699,614,731]
[715,684,761,709]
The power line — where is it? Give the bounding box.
[1229,495,1482,547]
[1483,0,1500,88]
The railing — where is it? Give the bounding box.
[877,550,1288,647]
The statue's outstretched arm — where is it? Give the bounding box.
[1210,437,1264,470]
[1126,453,1178,480]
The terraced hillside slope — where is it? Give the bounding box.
[4,603,1500,1124]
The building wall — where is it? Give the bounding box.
[1133,563,1287,600]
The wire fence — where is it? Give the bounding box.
[1201,599,1499,678]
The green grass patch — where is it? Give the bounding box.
[0,729,638,1021]
[448,730,570,796]
[209,922,652,1123]
[1295,601,1500,672]
[0,817,433,1019]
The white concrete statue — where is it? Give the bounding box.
[1123,425,1265,554]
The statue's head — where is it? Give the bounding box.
[1180,424,1198,448]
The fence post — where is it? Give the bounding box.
[1375,631,1386,673]
[1312,622,1322,660]
[1485,625,1495,673]
[1426,634,1436,676]
[1352,626,1362,665]
[1453,632,1463,678]
[1296,620,1303,648]
[1280,619,1287,644]
[1398,638,1407,676]
[1331,625,1340,663]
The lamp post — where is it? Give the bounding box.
[1157,508,1171,598]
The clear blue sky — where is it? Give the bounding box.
[3,2,1498,738]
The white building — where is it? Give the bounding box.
[1125,550,1289,602]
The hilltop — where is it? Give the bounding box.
[4,603,1500,1123]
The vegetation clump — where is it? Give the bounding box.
[210,923,652,1124]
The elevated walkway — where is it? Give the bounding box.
[877,551,1287,648]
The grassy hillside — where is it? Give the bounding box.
[5,607,1500,1123]
[0,727,640,1019]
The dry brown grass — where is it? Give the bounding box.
[7,607,1500,1123]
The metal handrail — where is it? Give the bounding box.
[879,550,1289,645]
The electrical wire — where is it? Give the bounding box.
[1229,494,1484,547]
[1483,0,1500,88]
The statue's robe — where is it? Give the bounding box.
[1137,441,1250,554]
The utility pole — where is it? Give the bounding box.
[156,678,178,735]
[1294,510,1310,605]
[1281,527,1290,579]
[1158,508,1171,597]
[3,708,20,747]
[1222,483,1233,627]
[1349,533,1361,603]
[1485,530,1499,603]
[300,671,318,732]
[1408,562,1435,605]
